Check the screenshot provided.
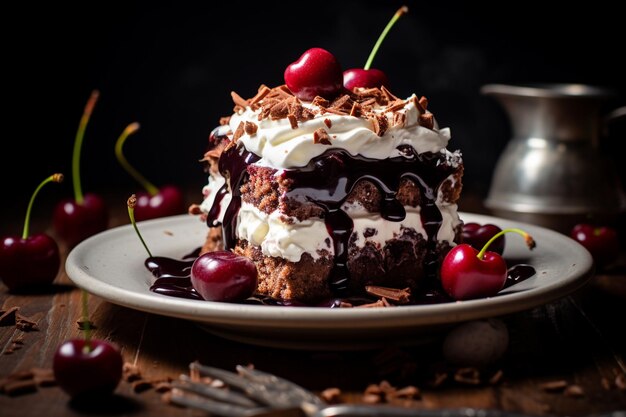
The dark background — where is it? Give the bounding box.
[3,1,626,229]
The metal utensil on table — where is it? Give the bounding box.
[169,362,626,417]
[481,83,625,233]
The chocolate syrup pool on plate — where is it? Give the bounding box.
[147,250,536,306]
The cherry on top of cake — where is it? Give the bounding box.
[226,83,434,139]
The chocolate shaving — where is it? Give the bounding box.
[393,112,406,128]
[330,94,353,111]
[357,298,393,308]
[3,379,37,396]
[313,128,332,145]
[616,373,626,390]
[362,393,382,404]
[454,367,480,385]
[269,100,290,120]
[0,307,18,326]
[15,315,37,332]
[312,96,330,108]
[430,372,448,388]
[601,377,612,390]
[564,385,584,397]
[323,118,332,129]
[539,380,568,392]
[418,96,429,110]
[365,286,411,304]
[349,102,361,117]
[244,121,258,136]
[388,385,420,399]
[249,85,271,109]
[219,116,231,126]
[287,114,298,129]
[123,362,142,382]
[320,387,341,403]
[230,91,249,111]
[32,368,56,387]
[369,113,389,136]
[489,369,504,385]
[232,121,245,142]
[386,99,407,113]
[419,113,434,130]
[381,86,399,103]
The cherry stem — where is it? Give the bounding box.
[72,90,100,204]
[364,5,409,70]
[115,123,159,196]
[127,194,153,257]
[81,289,92,353]
[476,228,536,260]
[22,173,64,239]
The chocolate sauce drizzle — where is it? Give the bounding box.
[146,249,536,304]
[205,136,456,295]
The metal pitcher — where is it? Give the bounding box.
[481,83,625,232]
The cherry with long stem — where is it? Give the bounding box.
[53,289,123,397]
[72,90,99,205]
[1,174,64,291]
[115,123,185,221]
[53,90,108,247]
[343,5,409,90]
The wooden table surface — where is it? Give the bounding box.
[1,193,626,417]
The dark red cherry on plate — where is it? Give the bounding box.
[462,222,505,255]
[0,173,63,292]
[191,251,258,302]
[441,228,535,300]
[284,47,343,101]
[54,193,108,248]
[342,6,407,90]
[53,338,123,398]
[570,223,619,267]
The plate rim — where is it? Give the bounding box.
[65,212,595,330]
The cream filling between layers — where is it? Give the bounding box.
[235,196,461,263]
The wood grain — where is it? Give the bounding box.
[1,201,625,417]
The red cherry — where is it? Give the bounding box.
[0,173,63,292]
[570,223,619,267]
[284,47,343,101]
[342,6,407,90]
[54,193,108,247]
[115,123,186,221]
[191,251,258,302]
[54,90,109,247]
[53,339,123,398]
[343,68,389,90]
[462,222,505,255]
[0,234,60,292]
[441,244,508,300]
[134,185,186,222]
[441,228,536,300]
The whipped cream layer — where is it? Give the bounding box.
[235,195,461,263]
[230,94,451,169]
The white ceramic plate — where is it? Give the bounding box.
[65,213,594,350]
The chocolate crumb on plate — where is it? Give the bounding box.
[365,286,411,304]
[77,320,96,330]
